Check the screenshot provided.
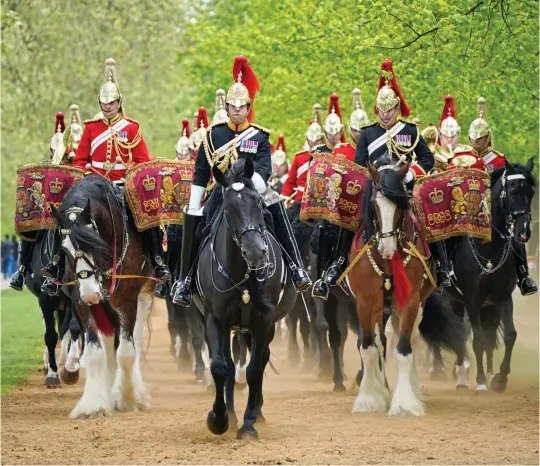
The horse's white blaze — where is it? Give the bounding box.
[59,330,71,365]
[375,192,397,259]
[70,340,113,418]
[389,350,425,417]
[65,337,81,373]
[235,360,248,385]
[63,236,102,304]
[455,363,469,389]
[352,345,390,413]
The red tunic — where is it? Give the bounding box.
[282,150,310,202]
[480,149,505,172]
[448,146,487,172]
[333,142,356,161]
[73,116,150,182]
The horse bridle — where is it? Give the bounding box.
[500,171,532,237]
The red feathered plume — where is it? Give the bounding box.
[232,55,260,123]
[328,93,346,142]
[277,134,286,152]
[438,95,456,128]
[55,112,65,133]
[270,142,275,153]
[196,107,209,129]
[181,118,191,138]
[391,253,412,310]
[375,60,411,117]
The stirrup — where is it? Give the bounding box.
[41,278,60,296]
[311,278,329,300]
[519,277,538,296]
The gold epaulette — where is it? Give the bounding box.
[454,144,473,154]
[83,117,102,124]
[124,117,139,126]
[491,148,505,158]
[250,123,271,135]
[208,121,227,132]
[334,142,348,148]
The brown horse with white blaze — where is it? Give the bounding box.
[345,159,435,417]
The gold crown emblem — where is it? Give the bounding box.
[79,270,88,279]
[49,177,64,194]
[346,180,362,196]
[314,163,328,175]
[467,178,481,191]
[178,168,193,182]
[429,188,444,204]
[17,175,25,189]
[142,174,156,192]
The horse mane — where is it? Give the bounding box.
[362,180,375,240]
[491,162,536,188]
[378,168,409,209]
[60,175,114,267]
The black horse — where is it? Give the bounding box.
[445,158,536,392]
[193,158,296,440]
[24,229,82,387]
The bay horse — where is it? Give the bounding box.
[445,158,536,392]
[24,229,82,387]
[52,175,155,418]
[346,158,464,416]
[194,158,296,440]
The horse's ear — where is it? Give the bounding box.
[525,157,534,173]
[368,161,379,181]
[243,158,255,179]
[50,205,65,228]
[397,160,410,179]
[212,165,227,187]
[81,198,91,220]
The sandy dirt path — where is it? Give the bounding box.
[2,297,538,465]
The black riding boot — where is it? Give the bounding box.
[267,201,311,292]
[514,242,538,295]
[39,230,63,296]
[431,241,451,288]
[145,227,172,283]
[161,225,182,299]
[172,213,202,306]
[313,227,354,300]
[312,223,332,300]
[9,239,34,291]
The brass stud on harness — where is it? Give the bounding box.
[242,289,251,304]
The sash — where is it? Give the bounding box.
[367,121,406,155]
[483,151,497,165]
[297,161,310,177]
[90,119,131,155]
[212,126,260,160]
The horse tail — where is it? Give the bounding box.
[419,292,466,357]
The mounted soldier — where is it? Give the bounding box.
[40,58,171,295]
[312,93,346,155]
[281,104,324,205]
[60,104,84,165]
[212,89,229,125]
[172,56,311,306]
[467,97,537,295]
[10,112,67,291]
[268,134,289,194]
[188,107,209,160]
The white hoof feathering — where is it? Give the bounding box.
[65,338,81,373]
[59,331,71,365]
[486,372,494,385]
[235,360,248,385]
[389,350,425,417]
[476,383,488,392]
[70,342,113,418]
[352,345,390,413]
[455,363,470,389]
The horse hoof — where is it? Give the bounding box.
[333,384,347,393]
[206,410,228,435]
[61,367,80,385]
[490,374,508,393]
[227,412,239,430]
[475,383,489,393]
[235,382,247,391]
[195,376,206,385]
[455,384,469,390]
[236,426,258,441]
[45,375,61,388]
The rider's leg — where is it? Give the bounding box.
[41,230,65,296]
[312,223,333,300]
[322,227,354,285]
[10,235,36,291]
[430,240,451,288]
[145,227,172,282]
[266,200,311,292]
[514,241,538,295]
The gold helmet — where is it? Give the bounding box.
[305,104,324,142]
[375,60,411,116]
[324,93,344,136]
[188,107,209,153]
[50,112,65,159]
[438,95,460,138]
[68,104,83,151]
[421,124,439,152]
[99,58,122,105]
[468,97,490,140]
[411,116,421,125]
[226,56,260,122]
[272,134,287,167]
[213,89,229,124]
[349,88,369,131]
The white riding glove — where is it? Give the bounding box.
[186,185,206,216]
[251,172,267,194]
[404,170,414,183]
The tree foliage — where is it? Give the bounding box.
[183,0,538,163]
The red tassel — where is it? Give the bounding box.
[92,303,114,336]
[391,253,412,310]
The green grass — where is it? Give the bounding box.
[1,289,44,395]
